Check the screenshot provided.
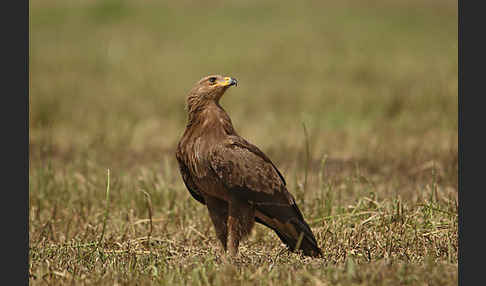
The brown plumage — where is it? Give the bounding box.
[176,75,322,257]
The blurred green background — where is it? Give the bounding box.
[29,1,458,283]
[30,0,457,174]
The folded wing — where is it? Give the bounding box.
[208,136,322,257]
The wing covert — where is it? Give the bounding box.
[208,136,290,204]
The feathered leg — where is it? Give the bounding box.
[205,196,229,252]
[227,198,255,256]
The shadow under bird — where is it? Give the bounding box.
[176,75,322,257]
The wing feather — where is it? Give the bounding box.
[208,136,289,202]
[176,150,206,205]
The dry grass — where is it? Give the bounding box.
[29,154,457,285]
[29,0,457,284]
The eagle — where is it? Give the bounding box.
[176,75,322,257]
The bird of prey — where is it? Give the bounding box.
[176,75,322,257]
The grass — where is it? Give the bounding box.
[29,0,457,284]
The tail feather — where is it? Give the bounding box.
[255,204,322,258]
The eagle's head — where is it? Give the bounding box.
[186,75,238,112]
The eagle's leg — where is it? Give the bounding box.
[227,199,255,256]
[205,196,229,252]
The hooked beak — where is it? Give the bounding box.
[216,77,238,87]
[228,77,238,86]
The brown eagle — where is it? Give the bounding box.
[176,75,322,257]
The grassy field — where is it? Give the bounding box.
[29,0,458,284]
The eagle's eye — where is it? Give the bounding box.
[208,77,217,84]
